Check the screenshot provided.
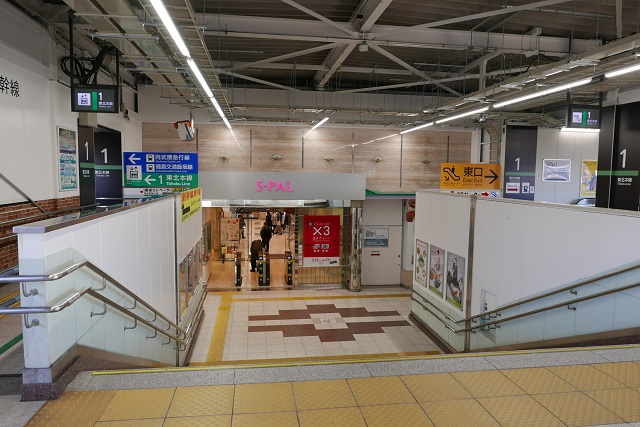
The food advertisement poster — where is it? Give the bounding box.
[446,252,465,311]
[429,245,445,297]
[414,240,428,287]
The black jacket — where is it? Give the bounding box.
[260,226,272,242]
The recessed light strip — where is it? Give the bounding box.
[560,127,600,133]
[493,78,592,109]
[186,59,232,130]
[149,0,190,57]
[400,122,434,134]
[605,63,640,78]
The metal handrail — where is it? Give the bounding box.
[458,259,640,325]
[0,287,187,347]
[413,276,640,333]
[0,171,46,213]
[0,260,188,338]
[411,297,456,332]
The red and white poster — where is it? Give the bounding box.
[302,215,341,267]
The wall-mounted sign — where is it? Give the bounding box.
[504,126,537,201]
[124,152,198,188]
[429,245,445,298]
[302,215,340,267]
[542,159,571,182]
[181,188,201,223]
[0,74,19,98]
[446,252,465,311]
[364,228,389,247]
[57,127,78,191]
[439,163,501,190]
[414,240,428,287]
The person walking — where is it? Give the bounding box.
[265,210,273,232]
[260,221,272,252]
[250,239,263,272]
[238,214,245,239]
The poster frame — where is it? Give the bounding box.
[57,126,78,191]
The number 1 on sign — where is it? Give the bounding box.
[620,149,627,169]
[515,157,520,171]
[101,148,108,164]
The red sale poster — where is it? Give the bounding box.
[302,215,341,267]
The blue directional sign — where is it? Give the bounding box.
[123,152,198,188]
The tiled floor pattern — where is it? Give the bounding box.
[26,361,640,426]
[189,289,443,365]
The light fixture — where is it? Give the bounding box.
[272,153,283,160]
[560,127,600,133]
[89,33,159,40]
[435,107,489,124]
[400,122,434,134]
[605,63,640,78]
[304,117,329,137]
[361,134,398,144]
[421,158,431,164]
[324,155,334,162]
[149,0,190,57]
[372,155,383,163]
[493,79,592,109]
[187,59,232,130]
[219,152,229,160]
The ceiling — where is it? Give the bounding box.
[11,0,640,129]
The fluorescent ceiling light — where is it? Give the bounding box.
[187,59,213,98]
[560,127,600,133]
[493,79,592,109]
[400,122,434,134]
[186,59,231,130]
[362,134,398,144]
[605,63,640,78]
[149,0,190,57]
[435,107,489,124]
[304,117,329,137]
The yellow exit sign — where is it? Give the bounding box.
[440,163,501,190]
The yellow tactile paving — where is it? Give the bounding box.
[232,411,299,427]
[347,376,416,406]
[292,379,357,410]
[532,391,624,426]
[400,373,472,402]
[25,390,116,427]
[547,365,627,391]
[98,388,175,421]
[207,292,233,363]
[95,420,164,427]
[592,362,640,387]
[420,399,500,427]
[585,387,640,422]
[233,382,296,414]
[231,293,410,302]
[167,385,234,417]
[360,403,434,427]
[478,395,564,427]
[163,415,232,427]
[298,407,366,427]
[451,370,525,398]
[500,368,576,394]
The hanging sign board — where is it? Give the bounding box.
[302,215,341,267]
[124,152,198,188]
[440,163,501,190]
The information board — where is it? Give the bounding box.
[124,152,198,188]
[439,163,500,190]
[302,215,341,267]
[72,84,118,113]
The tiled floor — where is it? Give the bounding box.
[26,350,640,426]
[188,288,442,365]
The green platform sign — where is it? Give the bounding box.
[123,152,198,188]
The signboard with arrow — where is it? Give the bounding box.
[440,162,501,190]
[123,152,198,188]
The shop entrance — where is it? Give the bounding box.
[202,203,353,290]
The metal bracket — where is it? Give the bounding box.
[161,336,171,345]
[124,319,137,331]
[444,324,456,332]
[570,288,577,295]
[146,329,158,339]
[23,314,40,329]
[91,302,107,317]
[147,312,157,323]
[93,277,107,292]
[124,298,137,310]
[21,282,38,297]
[567,304,577,311]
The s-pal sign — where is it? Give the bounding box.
[256,180,295,193]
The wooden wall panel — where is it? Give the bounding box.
[142,123,472,193]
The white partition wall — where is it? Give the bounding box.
[16,194,202,369]
[412,191,640,352]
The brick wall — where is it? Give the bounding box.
[0,196,81,271]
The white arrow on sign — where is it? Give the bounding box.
[128,153,141,164]
[144,175,156,185]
